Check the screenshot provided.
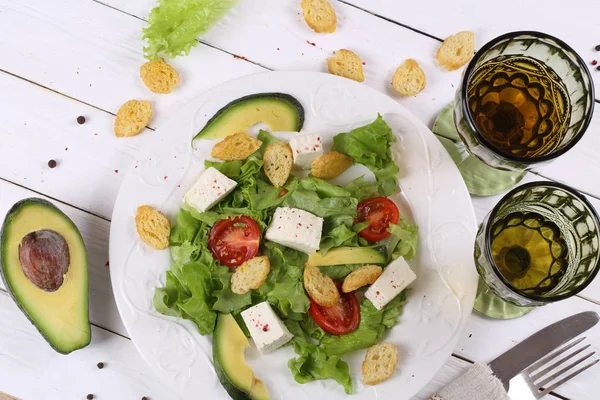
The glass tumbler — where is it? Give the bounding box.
[454,31,595,172]
[474,181,600,319]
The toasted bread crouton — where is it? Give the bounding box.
[211,133,262,161]
[264,141,293,188]
[140,59,180,94]
[362,343,398,385]
[436,31,475,71]
[327,50,365,82]
[392,59,426,97]
[303,264,339,307]
[231,256,271,294]
[311,151,353,179]
[114,100,152,138]
[301,0,337,34]
[135,205,170,250]
[342,265,383,293]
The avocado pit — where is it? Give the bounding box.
[18,229,70,292]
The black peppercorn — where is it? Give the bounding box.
[77,116,86,124]
[86,395,94,400]
[97,362,104,369]
[48,160,57,168]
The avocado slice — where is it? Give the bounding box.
[213,313,269,400]
[306,246,388,267]
[0,198,90,354]
[193,93,304,141]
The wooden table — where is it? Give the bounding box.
[1,0,599,398]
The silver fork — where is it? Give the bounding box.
[507,336,599,399]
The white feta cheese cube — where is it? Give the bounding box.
[265,207,323,254]
[289,134,324,169]
[365,257,416,310]
[183,167,237,213]
[241,302,293,354]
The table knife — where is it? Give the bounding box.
[489,311,599,389]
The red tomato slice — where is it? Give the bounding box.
[208,216,260,269]
[309,283,360,335]
[355,197,400,242]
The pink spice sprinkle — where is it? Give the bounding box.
[164,176,168,180]
[262,324,269,332]
[592,60,598,66]
[114,169,119,173]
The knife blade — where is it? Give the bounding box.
[489,311,599,388]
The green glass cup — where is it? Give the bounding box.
[474,181,600,319]
[454,31,595,171]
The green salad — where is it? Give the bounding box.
[154,115,418,395]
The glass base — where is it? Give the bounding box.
[473,277,535,319]
[433,103,526,196]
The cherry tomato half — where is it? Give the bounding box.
[208,216,260,269]
[354,197,400,242]
[309,283,360,335]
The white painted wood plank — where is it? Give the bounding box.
[455,296,600,400]
[344,0,600,99]
[0,0,262,130]
[0,179,127,337]
[0,290,179,400]
[0,73,140,220]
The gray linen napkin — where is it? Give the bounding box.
[428,363,510,400]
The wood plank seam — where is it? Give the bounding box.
[337,0,444,42]
[0,67,119,119]
[0,176,111,223]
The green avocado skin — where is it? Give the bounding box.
[193,92,305,141]
[0,197,91,355]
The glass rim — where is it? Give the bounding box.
[460,30,596,164]
[484,180,600,303]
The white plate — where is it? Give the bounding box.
[109,71,478,400]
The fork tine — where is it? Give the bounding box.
[527,336,586,373]
[535,351,596,388]
[530,344,591,382]
[536,359,600,398]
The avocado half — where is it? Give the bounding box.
[0,198,90,354]
[193,92,305,141]
[213,313,270,400]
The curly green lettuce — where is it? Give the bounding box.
[143,0,238,60]
[333,114,400,196]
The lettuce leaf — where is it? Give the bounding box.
[333,115,400,196]
[304,295,407,356]
[286,321,353,394]
[384,219,419,261]
[285,294,406,394]
[257,242,310,320]
[143,0,238,60]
